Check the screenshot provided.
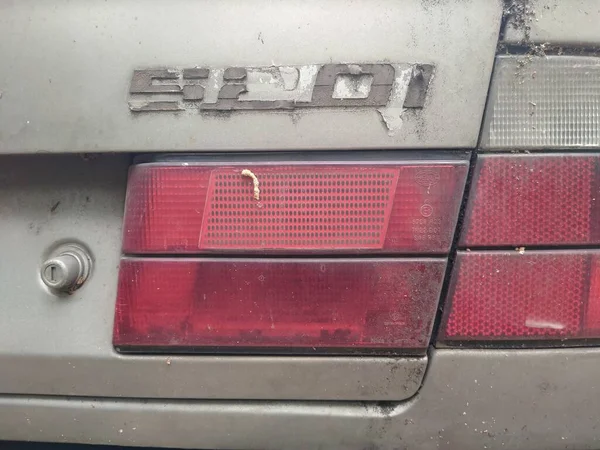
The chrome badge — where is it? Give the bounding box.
[128,63,434,134]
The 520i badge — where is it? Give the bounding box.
[128,63,434,134]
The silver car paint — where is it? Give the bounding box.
[0,154,428,402]
[1,0,599,448]
[0,0,503,152]
[1,348,598,450]
[504,0,600,46]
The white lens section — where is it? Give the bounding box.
[481,56,600,149]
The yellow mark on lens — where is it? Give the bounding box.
[241,169,260,201]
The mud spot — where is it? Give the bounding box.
[503,0,535,44]
[501,0,552,78]
[370,402,396,417]
[50,201,61,213]
[537,380,558,393]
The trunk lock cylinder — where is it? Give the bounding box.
[40,244,92,293]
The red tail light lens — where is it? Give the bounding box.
[114,258,446,353]
[440,251,600,343]
[117,156,464,354]
[123,161,468,254]
[461,154,600,247]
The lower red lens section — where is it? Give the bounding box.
[585,257,600,334]
[441,251,600,343]
[114,258,446,353]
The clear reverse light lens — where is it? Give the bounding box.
[481,55,600,150]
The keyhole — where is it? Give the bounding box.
[45,264,58,283]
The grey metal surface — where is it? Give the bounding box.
[0,0,503,153]
[1,348,599,449]
[0,154,426,401]
[0,353,426,402]
[480,55,600,150]
[504,0,600,46]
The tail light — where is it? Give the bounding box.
[481,55,600,150]
[461,154,600,247]
[114,258,446,352]
[441,251,599,342]
[439,52,600,346]
[438,53,600,347]
[123,162,468,254]
[440,156,600,345]
[115,155,468,354]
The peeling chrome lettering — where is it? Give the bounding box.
[128,63,434,134]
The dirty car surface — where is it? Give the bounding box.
[1,0,600,449]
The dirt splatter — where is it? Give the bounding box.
[502,0,551,78]
[50,201,61,213]
[503,0,535,44]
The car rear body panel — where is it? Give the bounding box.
[2,0,600,448]
[1,348,598,450]
[504,0,600,46]
[0,0,503,152]
[0,154,428,402]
